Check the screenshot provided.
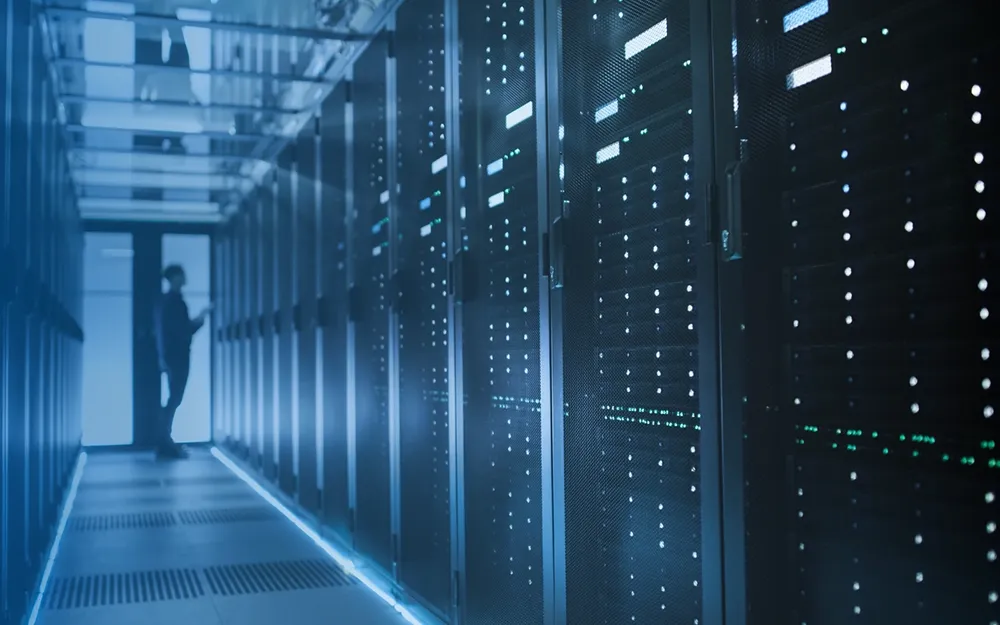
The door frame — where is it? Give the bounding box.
[83,219,216,450]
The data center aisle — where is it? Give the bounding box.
[38,449,406,625]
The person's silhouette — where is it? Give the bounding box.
[153,264,212,459]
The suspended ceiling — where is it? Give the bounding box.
[41,0,397,223]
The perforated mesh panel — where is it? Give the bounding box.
[457,2,544,623]
[352,31,394,572]
[559,2,703,622]
[319,84,353,543]
[395,0,452,613]
[736,0,997,622]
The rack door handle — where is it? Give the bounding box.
[722,160,744,262]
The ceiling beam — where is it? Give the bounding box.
[65,124,273,142]
[69,147,260,161]
[60,94,305,116]
[45,6,373,42]
[53,57,337,85]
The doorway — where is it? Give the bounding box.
[81,228,214,448]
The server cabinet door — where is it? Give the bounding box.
[277,150,297,494]
[734,1,997,623]
[249,194,263,469]
[351,32,394,574]
[0,0,7,613]
[6,1,31,614]
[455,2,551,622]
[25,28,42,568]
[226,228,238,445]
[243,207,255,457]
[394,0,452,615]
[261,179,278,481]
[213,236,227,443]
[296,124,320,513]
[237,212,249,452]
[319,85,352,542]
[246,201,260,465]
[556,2,717,623]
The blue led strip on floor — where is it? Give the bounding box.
[210,447,426,625]
[26,451,89,625]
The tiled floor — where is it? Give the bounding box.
[38,449,405,625]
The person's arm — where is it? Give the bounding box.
[189,303,214,335]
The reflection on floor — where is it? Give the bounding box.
[38,448,406,625]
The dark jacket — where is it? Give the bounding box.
[154,291,203,366]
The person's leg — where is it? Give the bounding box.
[159,359,190,454]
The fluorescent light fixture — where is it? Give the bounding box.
[596,142,621,164]
[431,154,448,174]
[72,151,246,175]
[85,0,134,15]
[100,248,135,258]
[78,198,220,213]
[79,112,205,134]
[624,19,667,60]
[786,54,832,89]
[783,0,829,33]
[211,448,422,623]
[488,191,505,208]
[27,453,88,625]
[487,158,504,176]
[595,100,619,123]
[81,210,224,223]
[505,101,533,129]
[74,169,238,191]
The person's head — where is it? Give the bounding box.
[163,264,186,292]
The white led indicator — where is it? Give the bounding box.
[624,19,668,60]
[505,101,534,129]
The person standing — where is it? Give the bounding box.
[154,264,212,459]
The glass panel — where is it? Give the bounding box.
[82,232,134,446]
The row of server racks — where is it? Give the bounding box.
[214,0,997,623]
[1,0,87,624]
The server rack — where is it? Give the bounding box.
[261,172,279,482]
[296,122,321,514]
[350,30,395,575]
[318,83,353,543]
[276,149,297,494]
[2,2,85,624]
[735,0,997,623]
[394,0,453,616]
[235,208,248,454]
[246,194,261,468]
[453,1,555,623]
[206,1,998,624]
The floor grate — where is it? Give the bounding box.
[177,507,277,525]
[203,559,355,596]
[44,569,204,609]
[79,477,166,490]
[68,511,178,532]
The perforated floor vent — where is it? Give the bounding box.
[44,569,204,609]
[177,507,276,525]
[79,477,166,490]
[69,512,178,532]
[203,559,355,596]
